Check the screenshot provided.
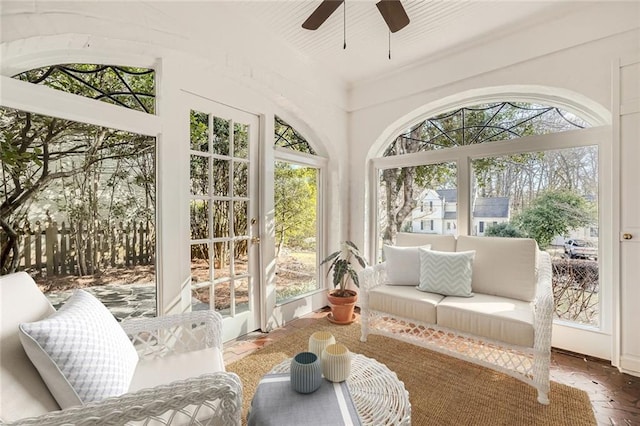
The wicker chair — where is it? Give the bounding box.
[0,271,242,425]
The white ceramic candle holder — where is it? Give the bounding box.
[308,331,336,358]
[321,343,351,382]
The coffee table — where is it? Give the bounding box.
[269,353,411,425]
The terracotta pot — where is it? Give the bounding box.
[327,289,357,325]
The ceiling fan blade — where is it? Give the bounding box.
[376,0,410,33]
[302,0,344,30]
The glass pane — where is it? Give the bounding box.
[214,241,230,279]
[471,146,599,327]
[378,162,457,261]
[213,159,229,196]
[190,154,209,196]
[234,122,249,158]
[14,65,156,114]
[234,161,248,197]
[0,106,157,320]
[190,110,209,152]
[274,161,319,303]
[212,116,230,156]
[191,243,210,310]
[190,200,209,239]
[234,201,248,238]
[214,281,231,316]
[213,201,229,238]
[234,239,249,277]
[235,278,250,314]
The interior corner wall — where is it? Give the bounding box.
[0,3,351,316]
[346,22,639,371]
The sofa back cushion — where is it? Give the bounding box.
[456,236,538,302]
[0,272,60,421]
[396,233,457,252]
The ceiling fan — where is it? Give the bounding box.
[302,0,410,33]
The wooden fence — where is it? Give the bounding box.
[4,220,154,277]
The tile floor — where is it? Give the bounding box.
[223,308,640,426]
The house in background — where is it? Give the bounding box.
[410,189,509,236]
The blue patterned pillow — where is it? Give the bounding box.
[417,248,475,297]
[18,289,139,408]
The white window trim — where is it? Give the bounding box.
[370,125,613,343]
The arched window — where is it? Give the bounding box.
[374,101,601,329]
[273,116,325,305]
[13,64,155,114]
[2,63,157,319]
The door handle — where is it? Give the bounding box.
[623,233,633,240]
[251,236,261,244]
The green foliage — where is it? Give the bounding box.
[514,190,594,248]
[274,162,317,252]
[484,222,527,238]
[320,241,367,295]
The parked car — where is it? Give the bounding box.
[564,239,598,260]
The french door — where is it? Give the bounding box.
[186,94,260,342]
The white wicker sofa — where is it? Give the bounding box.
[359,233,553,404]
[0,271,242,425]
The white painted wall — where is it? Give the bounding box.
[348,2,639,372]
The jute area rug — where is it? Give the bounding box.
[227,321,596,426]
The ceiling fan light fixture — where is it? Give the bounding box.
[376,0,410,33]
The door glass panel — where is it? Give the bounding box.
[190,155,209,196]
[190,200,209,240]
[235,278,250,314]
[215,280,232,313]
[190,110,209,152]
[472,146,599,327]
[234,122,249,158]
[213,200,230,238]
[234,161,248,197]
[234,201,248,238]
[212,116,230,156]
[274,161,319,303]
[213,159,230,196]
[378,162,457,261]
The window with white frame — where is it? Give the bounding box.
[374,101,604,328]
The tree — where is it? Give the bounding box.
[514,190,594,248]
[274,162,316,257]
[484,222,527,238]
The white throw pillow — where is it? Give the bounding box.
[18,289,139,408]
[417,248,475,297]
[383,244,431,285]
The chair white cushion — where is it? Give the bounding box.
[383,244,431,285]
[18,289,139,408]
[128,347,224,392]
[417,249,475,297]
[436,293,535,347]
[0,272,60,421]
[456,236,538,302]
[368,285,444,324]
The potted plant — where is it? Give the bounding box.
[321,241,368,324]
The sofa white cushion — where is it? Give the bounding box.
[417,249,475,297]
[383,244,431,285]
[456,236,538,302]
[368,285,444,324]
[396,233,457,252]
[436,293,535,347]
[128,347,224,392]
[19,289,139,408]
[0,272,60,421]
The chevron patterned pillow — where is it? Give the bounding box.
[18,289,139,409]
[417,248,475,297]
